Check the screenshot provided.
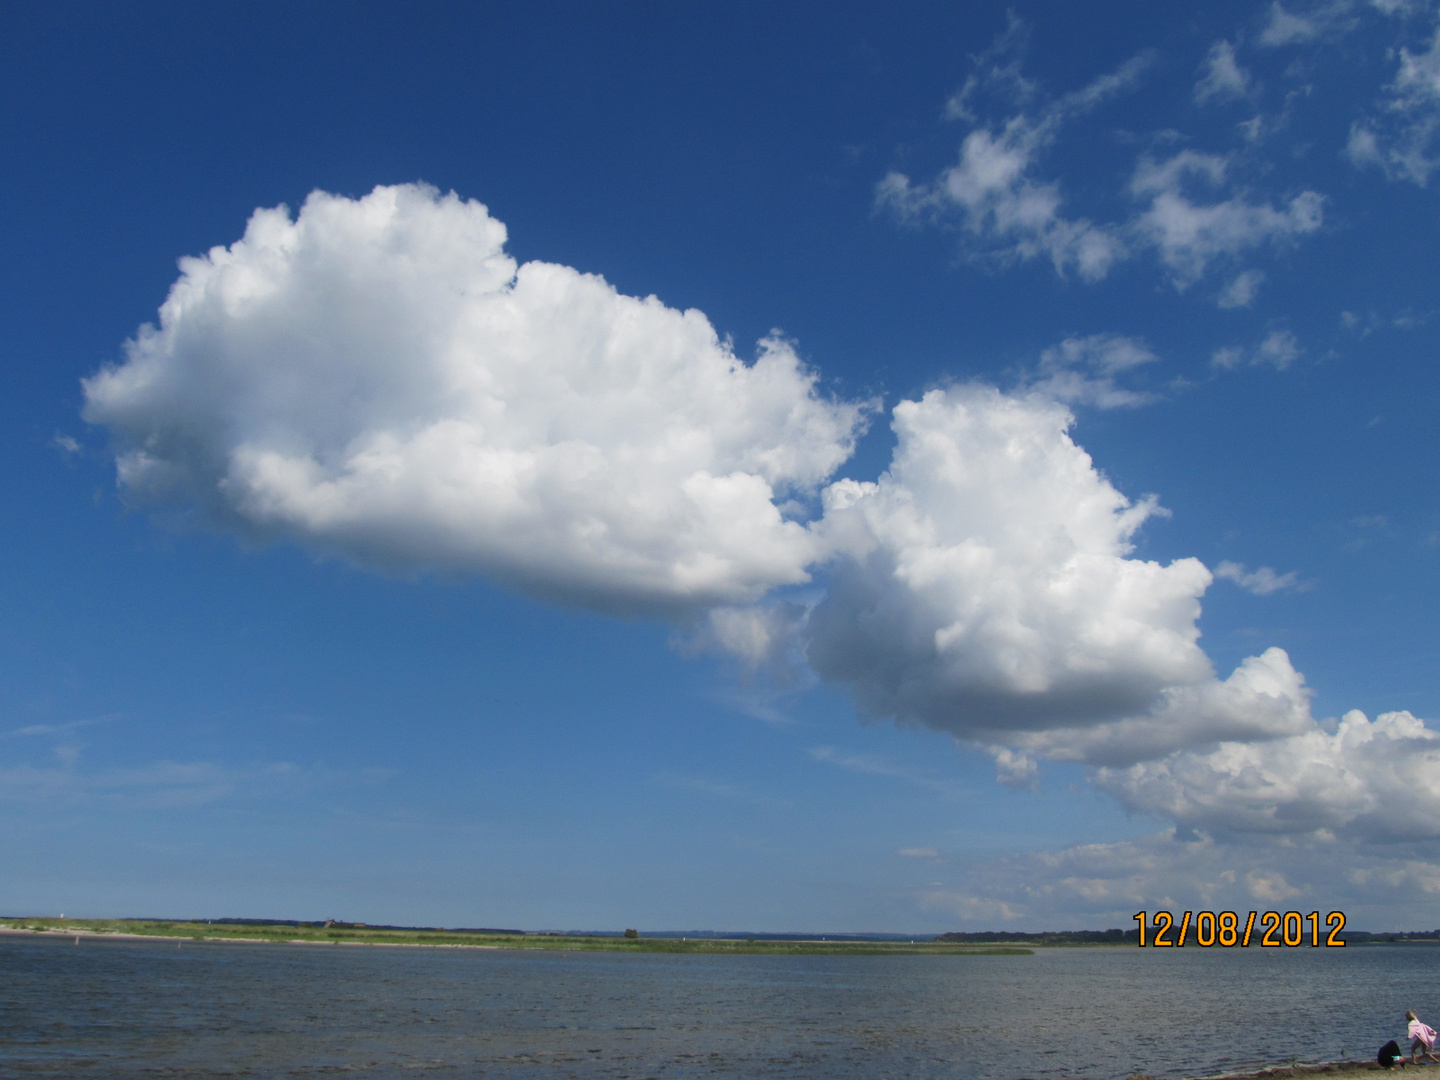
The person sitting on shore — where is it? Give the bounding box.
[1381,1039,1409,1068]
[1407,1011,1440,1064]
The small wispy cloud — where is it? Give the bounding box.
[1195,41,1253,104]
[876,21,1147,282]
[1130,154,1323,289]
[1218,269,1266,309]
[1,714,122,740]
[1255,0,1359,48]
[807,747,970,800]
[880,17,1326,292]
[1348,19,1440,184]
[1214,560,1306,595]
[0,757,390,810]
[898,846,941,859]
[653,771,788,808]
[1022,334,1161,409]
[1212,329,1302,370]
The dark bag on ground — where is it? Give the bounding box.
[1380,1040,1405,1068]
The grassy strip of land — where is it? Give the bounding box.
[0,918,1029,956]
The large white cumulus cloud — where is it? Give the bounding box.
[84,183,1440,873]
[84,185,868,612]
[804,386,1311,766]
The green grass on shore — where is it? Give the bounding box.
[0,918,1030,956]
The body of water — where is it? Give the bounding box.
[3,933,1438,1079]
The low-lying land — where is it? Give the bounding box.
[0,917,1029,955]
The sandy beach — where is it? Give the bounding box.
[1166,1064,1395,1080]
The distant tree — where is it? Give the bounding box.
[624,928,639,939]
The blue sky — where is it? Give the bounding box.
[5,0,1440,932]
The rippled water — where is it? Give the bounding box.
[3,933,1438,1079]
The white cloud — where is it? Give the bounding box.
[942,11,1037,124]
[898,847,941,859]
[1022,334,1161,409]
[0,758,358,811]
[880,23,1329,292]
[918,831,1225,927]
[1218,268,1266,308]
[698,604,799,667]
[1347,122,1387,169]
[1349,25,1440,184]
[1211,347,1246,369]
[1212,328,1302,370]
[1096,709,1440,842]
[1129,153,1324,287]
[1215,560,1303,594]
[1,715,119,740]
[876,125,1124,282]
[803,386,1312,766]
[807,746,971,800]
[918,700,1440,923]
[85,181,1439,872]
[914,824,1440,930]
[688,601,812,688]
[654,771,786,808]
[1259,2,1326,45]
[917,888,1021,924]
[991,747,1040,790]
[1195,41,1253,103]
[1001,646,1315,766]
[89,185,1323,776]
[1256,1,1360,47]
[876,27,1146,282]
[83,185,870,615]
[1259,329,1303,367]
[1372,0,1429,15]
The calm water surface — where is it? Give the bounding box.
[3,934,1438,1079]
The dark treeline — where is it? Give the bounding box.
[936,929,1133,944]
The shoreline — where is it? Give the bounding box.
[1169,1062,1391,1080]
[0,923,1028,956]
[0,926,504,948]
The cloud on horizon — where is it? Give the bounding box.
[916,823,1440,930]
[1096,708,1440,842]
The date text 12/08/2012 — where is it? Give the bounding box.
[1134,911,1347,947]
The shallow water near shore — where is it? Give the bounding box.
[3,934,1439,1079]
